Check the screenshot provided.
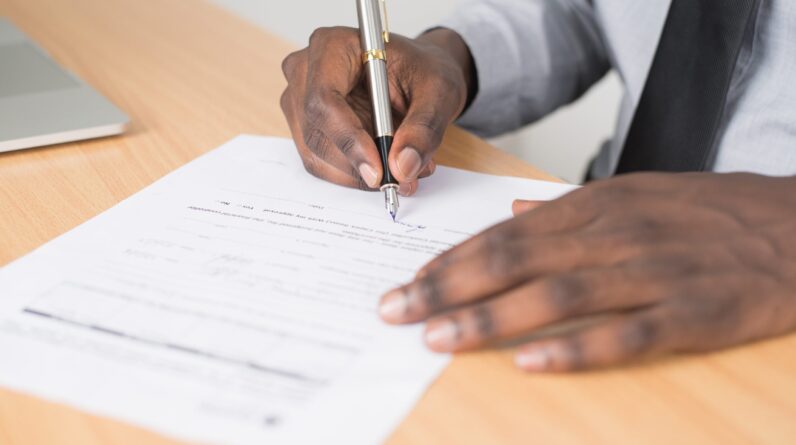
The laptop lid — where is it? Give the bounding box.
[0,18,129,153]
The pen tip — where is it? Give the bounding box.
[390,212,396,222]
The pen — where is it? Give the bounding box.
[356,0,399,221]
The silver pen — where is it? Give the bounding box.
[356,0,399,221]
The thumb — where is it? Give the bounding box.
[512,199,545,215]
[388,105,448,183]
[389,62,466,183]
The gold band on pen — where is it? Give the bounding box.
[362,49,386,64]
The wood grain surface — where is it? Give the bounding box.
[0,1,794,444]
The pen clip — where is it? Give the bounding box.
[380,0,390,43]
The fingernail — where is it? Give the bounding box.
[515,347,550,371]
[379,290,408,322]
[397,147,422,180]
[358,163,378,188]
[425,320,458,351]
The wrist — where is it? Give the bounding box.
[416,28,478,113]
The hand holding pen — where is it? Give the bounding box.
[279,6,475,216]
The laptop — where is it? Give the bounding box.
[0,18,128,153]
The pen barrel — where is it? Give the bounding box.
[357,0,396,187]
[357,0,393,137]
[363,59,394,138]
[375,135,396,186]
[356,0,386,53]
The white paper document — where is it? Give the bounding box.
[0,136,576,445]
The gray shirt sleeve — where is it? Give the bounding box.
[439,0,611,137]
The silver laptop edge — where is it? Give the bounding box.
[0,18,129,153]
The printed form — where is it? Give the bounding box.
[0,136,576,445]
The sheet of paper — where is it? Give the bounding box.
[0,136,577,445]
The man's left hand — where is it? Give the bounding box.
[378,172,796,372]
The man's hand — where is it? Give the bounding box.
[280,27,474,195]
[378,173,796,372]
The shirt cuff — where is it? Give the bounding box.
[438,6,524,137]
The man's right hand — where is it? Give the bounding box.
[280,27,474,196]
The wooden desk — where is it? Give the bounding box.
[0,1,794,444]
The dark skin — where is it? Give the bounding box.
[281,27,796,372]
[280,27,473,194]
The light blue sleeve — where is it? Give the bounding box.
[439,0,611,137]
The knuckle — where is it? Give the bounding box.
[304,93,331,127]
[281,50,303,78]
[620,317,661,355]
[471,305,496,339]
[332,131,359,157]
[483,231,524,279]
[308,27,333,46]
[416,275,446,313]
[544,275,589,316]
[335,26,360,48]
[302,127,333,160]
[309,26,359,45]
[308,26,357,51]
[482,229,509,254]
